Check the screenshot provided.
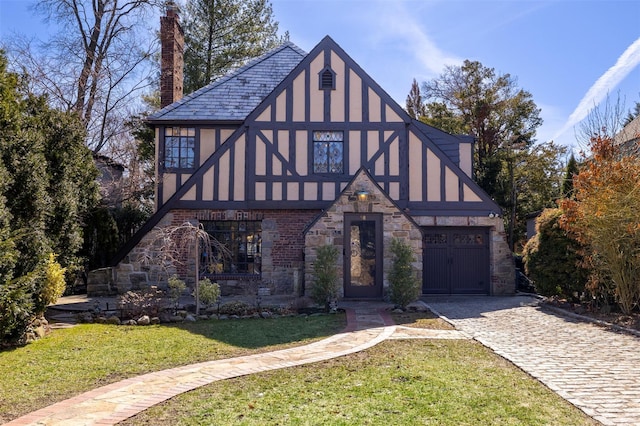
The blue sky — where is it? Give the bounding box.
[2,0,639,151]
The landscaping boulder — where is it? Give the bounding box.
[106,316,121,325]
[33,326,47,339]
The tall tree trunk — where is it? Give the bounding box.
[73,0,105,116]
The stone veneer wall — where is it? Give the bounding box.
[101,196,513,297]
[109,208,319,296]
[413,215,515,295]
[304,173,424,299]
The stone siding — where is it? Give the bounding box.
[304,172,423,299]
[107,209,318,297]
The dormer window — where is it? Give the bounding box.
[319,66,336,90]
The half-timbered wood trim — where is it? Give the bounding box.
[409,122,499,210]
[243,36,411,127]
[116,36,500,267]
[250,121,408,131]
[256,130,300,177]
[246,126,256,202]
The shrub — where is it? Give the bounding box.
[219,300,252,316]
[0,276,34,345]
[559,136,640,314]
[523,208,588,301]
[311,244,339,312]
[118,287,165,319]
[196,278,220,307]
[35,253,66,315]
[167,275,186,309]
[388,238,421,309]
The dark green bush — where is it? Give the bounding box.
[0,275,36,345]
[388,238,421,309]
[311,245,339,312]
[219,300,252,316]
[523,208,589,301]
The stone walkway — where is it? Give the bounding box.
[425,295,640,426]
[5,303,465,426]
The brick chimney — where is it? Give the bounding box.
[160,1,184,108]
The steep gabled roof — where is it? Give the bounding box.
[149,41,307,122]
[614,115,640,157]
[413,120,474,167]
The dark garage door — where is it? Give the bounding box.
[422,227,490,295]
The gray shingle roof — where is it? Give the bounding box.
[149,41,307,122]
[414,120,474,166]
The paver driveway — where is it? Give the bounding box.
[425,295,640,426]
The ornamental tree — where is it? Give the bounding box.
[560,136,640,314]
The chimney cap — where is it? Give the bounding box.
[165,1,180,15]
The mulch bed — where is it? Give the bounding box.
[542,296,640,335]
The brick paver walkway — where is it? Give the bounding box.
[425,295,640,426]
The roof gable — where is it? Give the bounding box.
[112,36,501,266]
[149,42,307,122]
[154,36,498,214]
[245,35,411,125]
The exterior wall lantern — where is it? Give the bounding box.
[355,189,369,201]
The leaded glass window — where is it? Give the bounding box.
[164,127,195,169]
[201,220,262,276]
[313,131,344,173]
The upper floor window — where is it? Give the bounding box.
[313,131,344,174]
[164,127,195,169]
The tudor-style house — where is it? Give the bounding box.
[103,5,514,299]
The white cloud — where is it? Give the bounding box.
[553,37,640,141]
[372,0,462,76]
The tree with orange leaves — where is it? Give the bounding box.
[560,136,640,314]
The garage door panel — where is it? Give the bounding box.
[422,227,490,295]
[423,247,449,294]
[451,247,489,294]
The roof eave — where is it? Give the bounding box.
[145,118,244,127]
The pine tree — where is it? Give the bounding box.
[182,0,281,94]
[405,78,425,119]
[562,154,579,199]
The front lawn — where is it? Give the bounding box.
[1,309,598,425]
[0,314,346,422]
[123,339,597,426]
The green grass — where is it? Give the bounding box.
[0,314,346,422]
[1,311,598,425]
[390,309,455,330]
[122,339,598,426]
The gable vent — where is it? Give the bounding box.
[319,66,335,90]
